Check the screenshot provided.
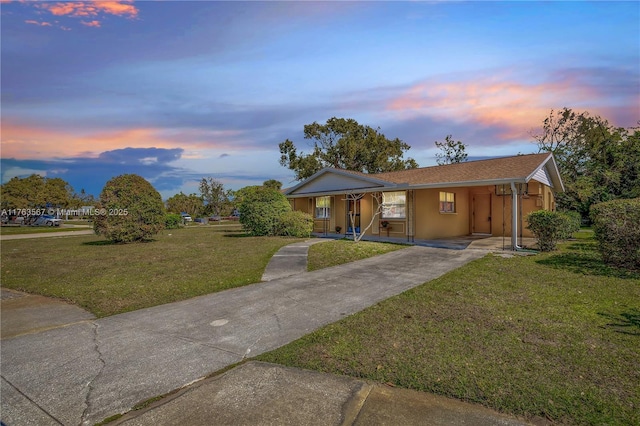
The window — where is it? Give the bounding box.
[315,196,330,218]
[439,192,455,213]
[382,191,406,219]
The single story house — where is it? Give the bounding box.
[284,153,564,249]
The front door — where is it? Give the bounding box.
[473,194,492,234]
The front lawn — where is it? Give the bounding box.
[307,239,405,271]
[257,235,640,425]
[0,227,300,317]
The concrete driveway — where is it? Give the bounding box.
[1,246,486,425]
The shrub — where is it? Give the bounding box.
[93,174,165,243]
[525,210,566,251]
[557,210,581,240]
[277,210,313,237]
[590,198,640,270]
[165,213,182,229]
[238,186,291,236]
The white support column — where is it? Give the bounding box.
[510,182,520,250]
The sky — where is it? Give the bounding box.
[1,0,638,200]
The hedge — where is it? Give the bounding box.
[590,198,640,270]
[277,210,313,237]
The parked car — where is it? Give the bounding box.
[208,216,221,222]
[180,212,192,223]
[32,215,62,226]
[194,218,207,224]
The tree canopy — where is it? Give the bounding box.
[279,117,418,181]
[1,174,76,210]
[435,135,468,165]
[199,177,231,216]
[263,179,283,190]
[533,108,640,219]
[165,192,204,217]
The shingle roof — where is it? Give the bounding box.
[284,153,562,196]
[366,153,553,185]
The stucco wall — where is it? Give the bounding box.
[413,187,471,239]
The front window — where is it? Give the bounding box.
[315,196,330,218]
[439,192,455,213]
[382,191,406,219]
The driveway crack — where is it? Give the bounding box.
[80,322,105,426]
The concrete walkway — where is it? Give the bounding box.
[1,242,529,426]
[0,229,94,240]
[261,239,328,281]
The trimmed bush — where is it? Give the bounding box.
[558,210,581,240]
[278,210,313,237]
[590,198,640,270]
[238,186,291,236]
[526,210,566,251]
[165,213,182,229]
[93,174,165,243]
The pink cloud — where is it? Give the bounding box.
[25,1,139,29]
[81,20,101,27]
[386,71,638,140]
[0,123,245,160]
[41,1,138,18]
[24,20,53,27]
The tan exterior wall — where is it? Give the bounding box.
[413,188,471,239]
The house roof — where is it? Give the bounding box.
[285,153,564,196]
[374,153,556,185]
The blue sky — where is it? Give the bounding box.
[1,1,638,199]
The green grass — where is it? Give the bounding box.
[307,239,405,271]
[1,226,301,317]
[257,235,640,425]
[0,226,91,235]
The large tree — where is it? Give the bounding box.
[434,135,468,165]
[166,192,204,217]
[1,174,74,210]
[533,108,640,219]
[279,117,418,181]
[199,178,231,216]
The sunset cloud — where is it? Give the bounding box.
[1,125,175,159]
[40,1,138,19]
[386,68,638,140]
[81,20,101,28]
[0,122,249,160]
[19,1,140,29]
[24,20,52,27]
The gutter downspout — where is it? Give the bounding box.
[510,182,521,250]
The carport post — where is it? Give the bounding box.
[510,182,520,250]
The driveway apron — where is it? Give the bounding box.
[1,246,485,425]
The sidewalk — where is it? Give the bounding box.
[113,362,529,426]
[1,241,530,425]
[0,229,94,240]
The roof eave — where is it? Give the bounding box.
[283,168,395,196]
[403,177,528,190]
